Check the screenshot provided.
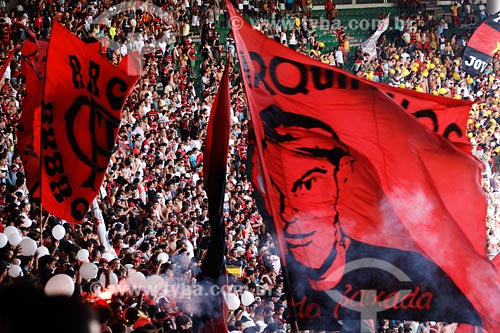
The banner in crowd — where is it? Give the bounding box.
[197,63,231,333]
[227,2,500,331]
[41,21,140,223]
[18,36,48,197]
[360,15,389,60]
[462,10,500,76]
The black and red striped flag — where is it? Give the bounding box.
[462,11,500,76]
[196,63,231,332]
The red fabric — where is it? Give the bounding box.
[17,38,48,197]
[203,64,231,199]
[376,83,473,154]
[456,324,487,333]
[494,254,500,283]
[467,23,500,56]
[118,50,142,77]
[455,253,500,333]
[227,2,500,331]
[41,21,140,223]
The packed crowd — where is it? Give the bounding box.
[0,0,498,332]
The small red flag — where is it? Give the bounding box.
[41,21,140,223]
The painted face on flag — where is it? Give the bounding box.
[260,105,355,290]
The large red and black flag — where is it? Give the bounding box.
[228,2,500,332]
[40,21,140,223]
[201,61,231,280]
[195,63,231,333]
[462,11,500,76]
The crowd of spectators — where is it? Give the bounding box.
[0,0,498,333]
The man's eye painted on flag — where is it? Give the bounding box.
[260,104,355,290]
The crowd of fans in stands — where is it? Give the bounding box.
[0,0,497,332]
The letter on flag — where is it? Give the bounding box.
[462,10,500,76]
[41,21,140,223]
[227,2,500,332]
[377,83,473,153]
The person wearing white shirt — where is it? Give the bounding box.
[133,35,144,52]
[280,31,287,45]
[289,31,297,50]
[142,101,151,115]
[3,64,10,81]
[120,42,128,57]
[335,46,344,69]
[401,50,410,62]
[479,2,486,22]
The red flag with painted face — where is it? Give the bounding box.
[228,2,500,331]
[41,21,140,223]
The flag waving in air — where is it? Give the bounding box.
[40,21,140,223]
[227,2,500,332]
[462,10,500,76]
[196,63,231,333]
[360,15,389,60]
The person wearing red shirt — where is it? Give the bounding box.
[325,0,333,20]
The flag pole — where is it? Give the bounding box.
[91,197,114,257]
[39,213,50,246]
[35,23,54,244]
